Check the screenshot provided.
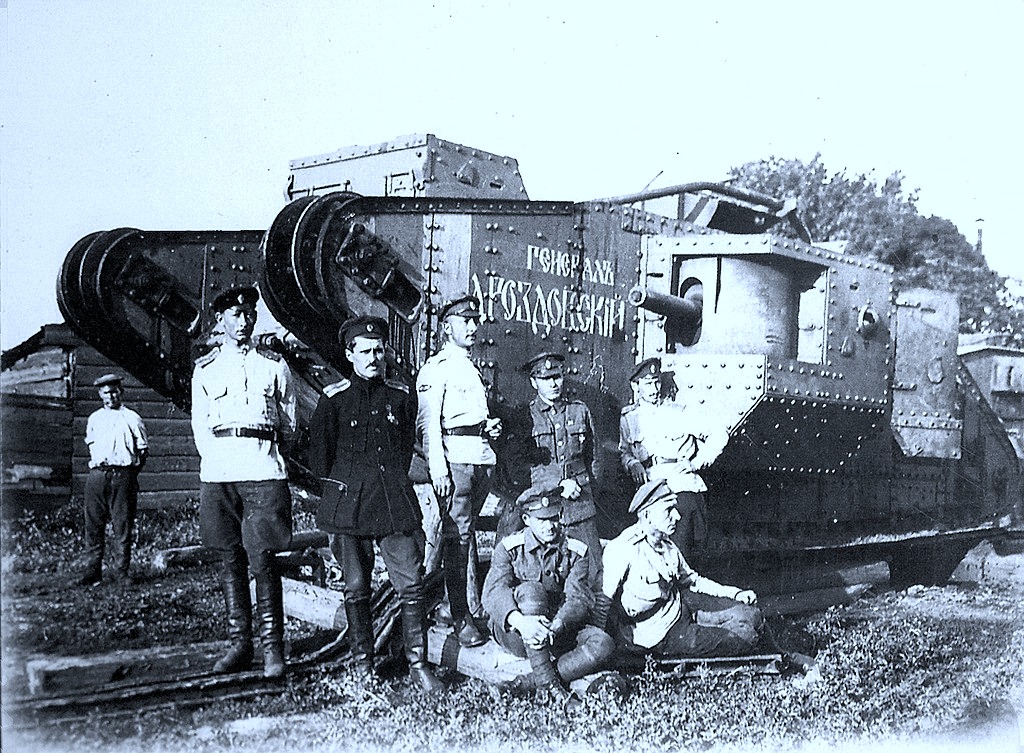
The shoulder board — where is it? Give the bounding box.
[193,349,218,367]
[566,538,589,557]
[620,402,638,416]
[500,531,526,551]
[385,378,410,394]
[625,526,646,544]
[255,347,284,362]
[323,379,351,397]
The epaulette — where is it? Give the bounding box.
[194,348,218,368]
[385,378,410,394]
[566,537,589,558]
[323,379,351,397]
[621,402,638,415]
[500,531,526,551]
[625,526,646,545]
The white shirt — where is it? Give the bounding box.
[602,522,741,648]
[85,407,148,468]
[416,342,495,478]
[191,345,296,482]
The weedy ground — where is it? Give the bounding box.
[2,499,1022,753]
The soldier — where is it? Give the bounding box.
[482,488,615,704]
[191,286,296,679]
[596,479,762,658]
[78,373,148,585]
[500,352,603,584]
[308,316,443,694]
[415,294,502,648]
[618,357,728,565]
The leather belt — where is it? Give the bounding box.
[93,465,135,474]
[442,422,486,437]
[213,427,278,442]
[641,457,681,469]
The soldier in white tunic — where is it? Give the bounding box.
[191,286,296,678]
[596,479,762,658]
[415,295,502,648]
[619,358,728,565]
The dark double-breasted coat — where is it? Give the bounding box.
[308,375,421,537]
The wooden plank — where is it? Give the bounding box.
[152,532,329,572]
[138,491,196,509]
[426,625,531,683]
[73,471,199,493]
[73,417,195,434]
[24,642,229,696]
[252,577,347,632]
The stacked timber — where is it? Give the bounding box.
[2,324,201,514]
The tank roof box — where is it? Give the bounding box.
[286,134,529,201]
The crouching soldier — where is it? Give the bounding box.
[308,316,443,694]
[482,488,615,704]
[596,479,762,658]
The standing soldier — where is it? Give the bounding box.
[619,358,728,566]
[308,316,443,694]
[482,488,615,704]
[416,295,502,648]
[191,286,296,679]
[501,352,603,583]
[78,373,148,585]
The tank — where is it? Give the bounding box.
[57,133,1022,586]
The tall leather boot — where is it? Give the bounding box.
[344,596,375,678]
[525,644,573,705]
[443,539,486,647]
[401,598,445,695]
[254,573,286,679]
[213,564,254,673]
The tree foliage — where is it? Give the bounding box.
[729,155,1023,341]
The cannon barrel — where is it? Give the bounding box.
[628,284,703,323]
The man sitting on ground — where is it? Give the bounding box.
[482,488,615,703]
[596,479,762,658]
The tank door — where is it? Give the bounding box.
[892,288,962,458]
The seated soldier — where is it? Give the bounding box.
[482,488,615,703]
[596,479,762,657]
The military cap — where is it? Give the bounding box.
[439,295,482,320]
[522,352,565,378]
[339,316,389,347]
[211,286,259,313]
[628,478,675,515]
[518,487,564,518]
[629,357,662,382]
[92,373,123,388]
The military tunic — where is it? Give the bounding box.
[191,343,296,563]
[191,344,296,483]
[509,396,601,526]
[308,374,421,537]
[483,528,592,641]
[602,521,751,651]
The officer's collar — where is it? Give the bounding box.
[533,395,564,411]
[524,526,563,552]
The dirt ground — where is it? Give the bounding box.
[2,521,1023,753]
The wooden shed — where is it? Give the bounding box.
[2,324,199,514]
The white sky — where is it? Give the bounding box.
[2,0,1022,350]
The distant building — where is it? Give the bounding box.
[1,324,199,515]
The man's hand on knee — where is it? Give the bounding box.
[509,611,553,648]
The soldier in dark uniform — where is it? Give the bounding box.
[618,357,728,566]
[500,352,603,584]
[191,286,296,679]
[483,488,615,703]
[308,316,443,694]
